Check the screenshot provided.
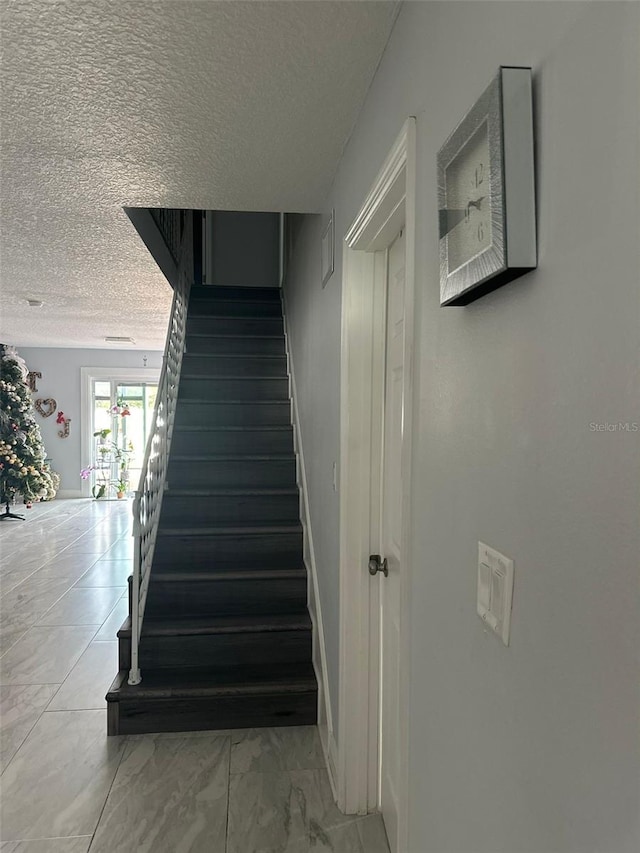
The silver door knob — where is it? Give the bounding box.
[368,554,388,577]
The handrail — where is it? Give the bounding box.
[128,213,193,685]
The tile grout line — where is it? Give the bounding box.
[2,616,106,695]
[40,623,114,712]
[0,557,108,634]
[29,582,126,630]
[0,683,61,779]
[1,501,102,556]
[8,515,125,746]
[86,733,130,853]
[0,627,32,661]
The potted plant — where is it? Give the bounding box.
[81,437,133,500]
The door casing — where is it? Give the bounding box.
[337,118,416,853]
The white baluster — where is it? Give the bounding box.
[128,214,193,686]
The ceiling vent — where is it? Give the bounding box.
[26,299,44,307]
[105,336,135,344]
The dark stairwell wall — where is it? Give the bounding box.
[207,212,280,289]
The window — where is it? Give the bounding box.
[90,379,158,498]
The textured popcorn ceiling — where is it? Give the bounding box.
[0,0,397,349]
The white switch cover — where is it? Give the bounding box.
[477,542,514,645]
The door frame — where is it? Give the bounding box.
[80,367,161,499]
[337,118,416,852]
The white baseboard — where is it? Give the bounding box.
[317,722,340,802]
[281,288,337,797]
[56,489,84,499]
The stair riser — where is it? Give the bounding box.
[171,429,293,456]
[160,493,300,527]
[179,377,289,401]
[174,402,291,428]
[185,336,285,356]
[190,286,281,302]
[181,355,287,378]
[167,458,297,490]
[153,531,303,571]
[145,578,308,617]
[119,630,311,670]
[108,690,317,735]
[188,299,282,318]
[186,317,284,337]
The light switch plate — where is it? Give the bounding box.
[477,542,514,645]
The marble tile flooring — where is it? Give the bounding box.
[0,499,390,852]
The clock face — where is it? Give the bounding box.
[444,120,492,274]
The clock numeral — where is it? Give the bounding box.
[475,163,484,187]
[477,223,484,242]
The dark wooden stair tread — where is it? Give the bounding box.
[108,661,316,700]
[170,453,294,460]
[166,487,298,496]
[157,524,302,536]
[118,612,312,638]
[190,285,281,299]
[172,425,292,431]
[184,312,280,320]
[180,373,287,379]
[176,399,289,405]
[186,332,283,339]
[183,352,285,359]
[190,295,281,305]
[152,568,306,583]
[189,299,281,307]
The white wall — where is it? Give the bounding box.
[18,348,163,495]
[284,3,640,851]
[284,213,342,730]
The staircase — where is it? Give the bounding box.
[107,285,317,735]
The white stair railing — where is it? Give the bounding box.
[128,213,193,685]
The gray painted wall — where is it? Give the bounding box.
[283,3,640,851]
[209,211,280,288]
[17,348,163,494]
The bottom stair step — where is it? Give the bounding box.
[107,662,318,735]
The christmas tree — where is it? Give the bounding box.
[0,344,55,519]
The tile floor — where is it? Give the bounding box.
[0,499,390,852]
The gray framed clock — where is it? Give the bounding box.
[438,66,537,306]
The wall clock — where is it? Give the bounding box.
[438,66,537,306]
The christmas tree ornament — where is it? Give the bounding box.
[35,398,57,418]
[27,371,42,392]
[0,345,57,519]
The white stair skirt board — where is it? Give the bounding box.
[281,288,337,800]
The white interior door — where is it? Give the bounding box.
[379,227,406,851]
